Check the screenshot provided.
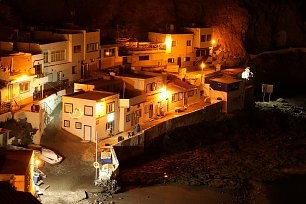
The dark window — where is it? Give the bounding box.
[73,45,81,53]
[72,66,76,74]
[201,35,206,42]
[186,40,191,46]
[139,55,149,61]
[87,43,99,52]
[184,57,190,62]
[168,58,175,63]
[188,90,194,97]
[126,114,131,122]
[207,34,212,41]
[172,41,177,47]
[172,93,178,102]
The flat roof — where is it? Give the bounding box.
[67,91,116,100]
[0,150,33,175]
[79,78,122,86]
[210,77,242,84]
[121,73,153,79]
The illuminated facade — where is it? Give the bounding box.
[205,77,244,113]
[62,91,119,141]
[100,44,123,69]
[13,28,100,84]
[0,150,36,195]
[0,51,46,108]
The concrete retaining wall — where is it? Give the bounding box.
[113,102,223,162]
[144,102,223,147]
[113,132,145,162]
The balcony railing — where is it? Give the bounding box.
[123,42,166,51]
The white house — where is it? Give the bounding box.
[100,44,123,69]
[206,77,244,113]
[62,90,120,141]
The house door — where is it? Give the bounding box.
[177,57,181,68]
[166,99,169,112]
[84,125,92,141]
[123,57,128,65]
[184,92,188,106]
[131,112,138,126]
[8,84,13,101]
[149,104,153,118]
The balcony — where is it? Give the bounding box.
[34,75,48,85]
[123,42,166,51]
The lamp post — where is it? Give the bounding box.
[200,62,205,83]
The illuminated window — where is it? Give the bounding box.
[19,82,30,93]
[106,102,115,113]
[51,50,66,62]
[126,114,131,122]
[84,105,93,116]
[168,58,175,63]
[178,92,183,101]
[207,34,212,42]
[104,48,115,57]
[186,40,191,46]
[64,120,70,127]
[64,103,73,113]
[172,41,177,47]
[201,35,206,42]
[75,122,82,129]
[184,57,190,62]
[73,45,81,53]
[139,56,149,61]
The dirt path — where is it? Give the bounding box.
[39,105,100,203]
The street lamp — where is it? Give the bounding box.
[200,62,205,83]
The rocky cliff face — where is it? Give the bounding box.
[1,0,305,84]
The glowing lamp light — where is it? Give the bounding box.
[105,51,110,56]
[200,62,205,70]
[35,159,41,167]
[13,75,28,83]
[165,35,172,53]
[107,112,115,122]
[160,87,170,100]
[212,39,216,45]
[242,67,254,80]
